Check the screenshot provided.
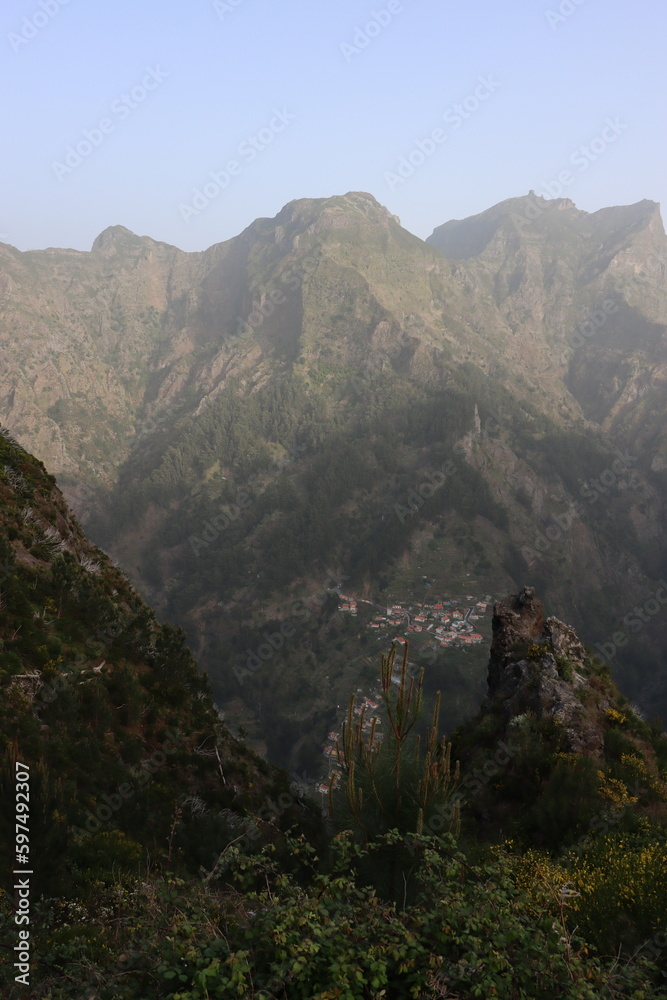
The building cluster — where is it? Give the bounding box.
[338,592,489,648]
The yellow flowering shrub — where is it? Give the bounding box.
[493,828,667,958]
[490,843,570,911]
[565,832,667,954]
[595,770,637,806]
[526,644,550,661]
[620,753,667,800]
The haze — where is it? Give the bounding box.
[2,0,666,253]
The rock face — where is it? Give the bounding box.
[488,587,605,755]
[489,587,545,688]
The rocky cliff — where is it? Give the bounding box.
[488,586,604,754]
[451,587,667,851]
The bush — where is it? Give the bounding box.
[5,833,662,1000]
[521,755,602,850]
[563,828,667,957]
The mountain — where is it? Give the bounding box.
[0,427,323,902]
[1,192,666,772]
[427,193,667,460]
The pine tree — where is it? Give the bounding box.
[328,641,459,903]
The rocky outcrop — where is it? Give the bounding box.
[489,586,544,688]
[488,587,605,756]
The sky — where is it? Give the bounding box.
[2,0,665,253]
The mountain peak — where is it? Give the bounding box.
[427,194,664,259]
[427,193,585,258]
[91,225,144,252]
[589,198,665,240]
[270,191,401,231]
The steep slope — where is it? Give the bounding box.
[428,193,667,458]
[0,192,616,496]
[2,587,665,999]
[0,428,323,901]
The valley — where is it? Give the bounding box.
[1,190,666,775]
[1,190,667,994]
[5,2,667,992]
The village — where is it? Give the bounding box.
[338,592,488,647]
[316,592,491,795]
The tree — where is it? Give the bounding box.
[328,641,459,903]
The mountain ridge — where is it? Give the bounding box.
[1,190,666,768]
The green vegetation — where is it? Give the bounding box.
[6,192,666,769]
[1,419,665,995]
[3,185,667,994]
[327,643,459,905]
[2,597,666,995]
[87,373,516,770]
[0,430,324,907]
[81,355,661,777]
[3,830,663,999]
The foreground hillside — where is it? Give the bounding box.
[1,448,665,998]
[1,192,666,764]
[0,428,323,907]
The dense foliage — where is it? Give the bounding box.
[3,830,665,999]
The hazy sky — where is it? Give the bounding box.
[2,0,665,253]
